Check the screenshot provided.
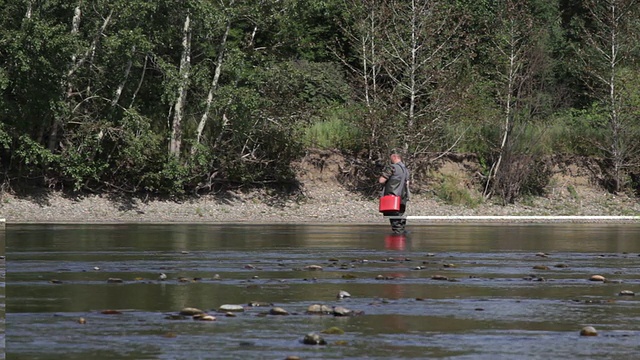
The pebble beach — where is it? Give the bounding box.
[1,181,639,224]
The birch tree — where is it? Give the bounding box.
[382,0,463,156]
[481,0,532,199]
[191,1,233,158]
[574,0,640,192]
[169,11,191,158]
[337,0,389,159]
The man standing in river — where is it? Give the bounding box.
[379,150,410,234]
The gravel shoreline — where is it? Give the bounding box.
[2,183,639,224]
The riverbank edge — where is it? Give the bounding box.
[1,185,639,225]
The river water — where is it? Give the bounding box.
[4,223,640,359]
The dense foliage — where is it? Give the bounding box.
[1,0,639,201]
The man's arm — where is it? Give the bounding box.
[379,165,394,184]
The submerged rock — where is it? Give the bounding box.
[589,275,606,282]
[332,306,352,316]
[179,307,204,316]
[302,333,327,345]
[619,290,635,296]
[100,309,123,315]
[269,307,289,315]
[219,304,245,312]
[248,301,272,307]
[193,314,216,321]
[532,265,549,270]
[306,304,332,314]
[304,265,323,271]
[604,279,623,284]
[580,326,598,336]
[332,306,363,316]
[321,326,345,335]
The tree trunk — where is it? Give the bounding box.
[129,54,148,108]
[25,0,33,20]
[112,45,135,107]
[48,3,82,152]
[169,14,192,158]
[191,18,231,157]
[607,2,621,192]
[484,24,517,199]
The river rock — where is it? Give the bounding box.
[619,290,635,296]
[179,307,204,316]
[219,304,245,312]
[248,301,272,307]
[337,290,351,298]
[589,275,605,282]
[532,265,549,270]
[321,326,345,335]
[332,306,352,316]
[302,333,327,345]
[307,304,332,314]
[304,265,323,271]
[193,314,216,321]
[101,309,123,315]
[431,275,448,281]
[580,326,598,336]
[269,307,289,315]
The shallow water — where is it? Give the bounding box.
[5,223,640,359]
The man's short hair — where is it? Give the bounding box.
[390,149,403,158]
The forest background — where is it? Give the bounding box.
[1,0,639,206]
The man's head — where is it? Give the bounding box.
[389,150,402,164]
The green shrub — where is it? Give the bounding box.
[301,106,363,151]
[434,174,481,207]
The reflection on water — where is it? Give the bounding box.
[5,223,640,359]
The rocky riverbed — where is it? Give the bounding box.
[1,181,639,223]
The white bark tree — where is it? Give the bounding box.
[337,0,387,159]
[382,0,462,156]
[169,13,192,158]
[576,0,640,192]
[191,8,232,157]
[482,0,531,199]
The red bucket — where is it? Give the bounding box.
[379,195,401,212]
